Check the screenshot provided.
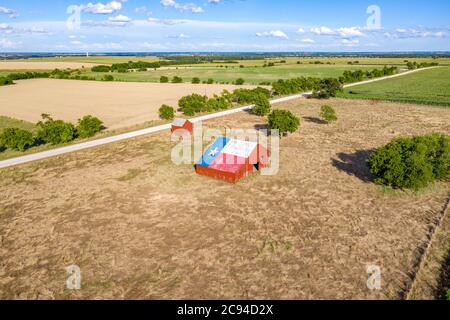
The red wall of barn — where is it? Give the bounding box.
[195,163,254,184]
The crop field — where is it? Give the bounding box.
[339,67,450,106]
[0,61,98,70]
[1,98,449,299]
[82,64,378,84]
[0,79,259,130]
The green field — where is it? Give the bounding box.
[82,64,381,84]
[0,116,36,134]
[338,67,450,107]
[3,55,450,85]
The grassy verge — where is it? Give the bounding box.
[338,67,450,107]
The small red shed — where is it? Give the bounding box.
[171,118,194,135]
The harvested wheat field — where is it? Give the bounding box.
[0,61,98,70]
[0,79,258,130]
[0,98,449,299]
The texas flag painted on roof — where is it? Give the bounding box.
[196,136,262,174]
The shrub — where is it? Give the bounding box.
[159,104,175,120]
[312,78,343,99]
[76,115,103,138]
[368,133,450,190]
[91,65,112,72]
[172,76,183,83]
[0,77,14,86]
[251,94,271,116]
[101,74,114,81]
[0,128,35,151]
[37,114,76,145]
[160,76,169,83]
[179,94,208,116]
[235,78,245,85]
[268,110,300,136]
[207,78,214,84]
[191,77,201,84]
[320,105,338,123]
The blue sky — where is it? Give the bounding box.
[0,0,449,52]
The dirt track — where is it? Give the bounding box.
[1,98,449,299]
[0,79,258,130]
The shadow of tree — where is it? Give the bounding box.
[303,116,328,125]
[0,145,5,153]
[331,150,375,182]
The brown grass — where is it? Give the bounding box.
[0,98,449,300]
[0,79,258,130]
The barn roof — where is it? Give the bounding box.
[172,118,187,127]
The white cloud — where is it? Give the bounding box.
[208,0,224,4]
[296,28,305,34]
[160,0,204,13]
[341,39,360,47]
[301,38,315,43]
[81,1,127,15]
[168,33,189,38]
[311,26,364,37]
[0,6,18,18]
[147,17,185,25]
[0,38,20,48]
[310,26,334,35]
[256,30,289,40]
[384,28,446,39]
[134,6,148,14]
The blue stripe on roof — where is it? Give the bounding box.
[196,136,230,167]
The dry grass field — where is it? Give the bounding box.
[0,98,449,300]
[0,61,99,70]
[0,79,258,130]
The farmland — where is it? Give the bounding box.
[2,55,450,85]
[0,79,259,130]
[339,67,450,106]
[1,98,449,299]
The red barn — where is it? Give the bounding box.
[171,118,194,135]
[195,136,270,183]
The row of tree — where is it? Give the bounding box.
[406,61,439,70]
[0,114,104,153]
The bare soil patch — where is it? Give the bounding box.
[0,98,449,299]
[0,79,258,130]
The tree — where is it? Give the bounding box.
[0,128,35,151]
[250,94,271,116]
[179,94,207,116]
[37,114,76,145]
[159,104,175,120]
[368,133,450,190]
[160,76,169,83]
[312,78,343,99]
[235,78,245,85]
[191,77,201,84]
[172,76,183,83]
[268,110,300,136]
[207,78,214,84]
[76,115,103,138]
[320,105,338,123]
